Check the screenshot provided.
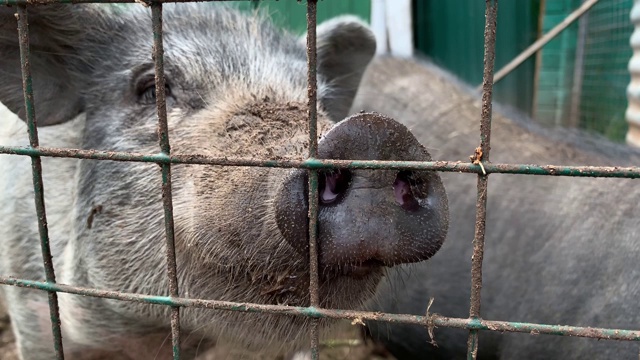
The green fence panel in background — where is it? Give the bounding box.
[535,0,581,127]
[413,0,541,116]
[578,0,632,142]
[232,0,371,35]
[536,0,632,142]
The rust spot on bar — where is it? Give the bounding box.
[469,147,486,175]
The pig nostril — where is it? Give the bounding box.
[319,169,351,205]
[394,171,422,212]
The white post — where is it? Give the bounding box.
[626,0,640,147]
[371,0,389,55]
[370,0,414,57]
[385,0,413,57]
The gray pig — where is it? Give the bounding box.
[0,5,450,360]
[355,57,640,359]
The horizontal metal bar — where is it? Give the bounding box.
[1,145,639,178]
[1,276,638,342]
[437,317,640,342]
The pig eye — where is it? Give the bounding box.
[137,81,172,105]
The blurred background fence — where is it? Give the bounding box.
[236,0,636,145]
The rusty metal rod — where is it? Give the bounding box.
[1,277,639,342]
[1,146,639,178]
[151,4,181,359]
[306,0,320,358]
[16,6,65,359]
[468,1,498,358]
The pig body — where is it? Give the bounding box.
[355,57,640,359]
[0,6,450,360]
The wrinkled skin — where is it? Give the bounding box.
[0,5,450,360]
[355,57,640,360]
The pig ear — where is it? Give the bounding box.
[0,5,88,126]
[301,16,376,121]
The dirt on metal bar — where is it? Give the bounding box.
[151,4,181,359]
[305,0,320,358]
[467,1,498,359]
[16,6,65,359]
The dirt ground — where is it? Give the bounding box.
[0,299,394,360]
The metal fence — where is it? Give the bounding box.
[1,1,640,359]
[535,0,633,142]
[579,0,633,141]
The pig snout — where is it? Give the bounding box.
[275,112,449,277]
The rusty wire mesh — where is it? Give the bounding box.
[1,1,640,360]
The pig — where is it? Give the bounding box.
[354,57,640,359]
[0,5,450,360]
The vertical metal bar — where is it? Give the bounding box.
[306,0,320,359]
[306,0,318,161]
[151,4,181,359]
[467,1,497,359]
[16,6,65,359]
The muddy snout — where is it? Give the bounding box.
[275,113,449,277]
